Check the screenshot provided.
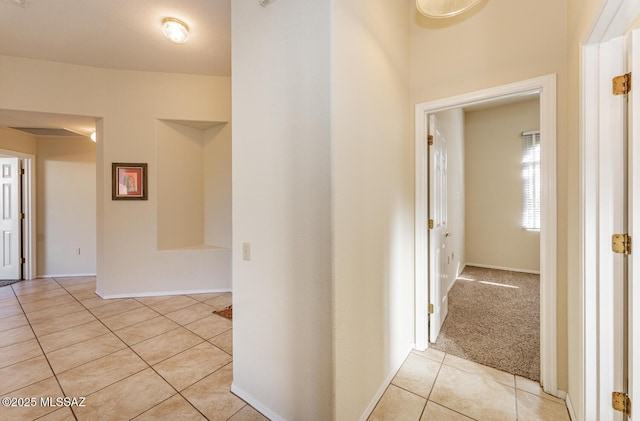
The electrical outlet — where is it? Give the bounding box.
[242,243,251,261]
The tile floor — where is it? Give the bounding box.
[368,349,571,421]
[0,276,265,421]
[1,276,571,421]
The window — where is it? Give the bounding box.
[522,131,540,230]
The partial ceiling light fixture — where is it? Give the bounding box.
[416,0,482,18]
[90,131,96,142]
[3,0,28,8]
[161,17,190,44]
[259,0,278,7]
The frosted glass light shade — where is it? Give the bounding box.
[416,0,482,18]
[162,18,190,44]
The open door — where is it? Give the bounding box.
[428,115,448,343]
[0,157,21,280]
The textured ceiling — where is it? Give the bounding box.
[0,0,230,136]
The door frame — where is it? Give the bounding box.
[581,1,640,419]
[414,74,558,395]
[0,149,36,281]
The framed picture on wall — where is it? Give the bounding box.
[112,163,148,200]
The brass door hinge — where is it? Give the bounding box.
[428,219,434,230]
[20,213,25,220]
[612,234,631,254]
[428,303,434,314]
[613,72,631,95]
[20,257,25,264]
[427,135,433,146]
[612,391,631,415]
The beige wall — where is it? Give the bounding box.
[411,0,569,389]
[465,99,540,273]
[204,123,232,248]
[332,0,413,419]
[435,108,466,287]
[0,55,232,296]
[231,1,333,419]
[36,136,96,276]
[0,127,37,155]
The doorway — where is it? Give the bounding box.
[414,74,558,395]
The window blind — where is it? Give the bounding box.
[522,131,540,230]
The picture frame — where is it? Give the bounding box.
[112,163,148,200]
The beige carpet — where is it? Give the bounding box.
[431,266,540,381]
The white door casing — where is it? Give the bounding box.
[415,74,557,395]
[0,157,21,280]
[428,115,448,343]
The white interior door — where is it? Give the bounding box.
[0,157,21,280]
[429,115,448,343]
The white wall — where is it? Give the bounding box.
[36,136,96,277]
[434,109,465,290]
[0,55,231,296]
[464,99,540,273]
[231,1,333,420]
[410,0,569,389]
[331,0,413,419]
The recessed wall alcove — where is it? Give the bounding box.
[156,119,231,251]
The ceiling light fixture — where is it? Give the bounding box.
[90,131,96,142]
[3,0,28,8]
[161,17,190,44]
[416,0,482,18]
[259,0,278,7]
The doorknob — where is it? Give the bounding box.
[445,232,452,238]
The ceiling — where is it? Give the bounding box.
[0,0,230,137]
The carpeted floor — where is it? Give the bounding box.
[431,265,540,381]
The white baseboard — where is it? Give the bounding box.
[465,262,540,275]
[96,288,231,299]
[359,344,414,421]
[565,391,577,421]
[37,273,97,279]
[230,383,283,421]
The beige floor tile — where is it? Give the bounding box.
[30,310,96,337]
[133,394,206,420]
[185,314,232,339]
[392,353,442,398]
[25,301,85,323]
[63,282,97,296]
[132,327,204,365]
[114,316,180,345]
[515,376,565,404]
[15,287,67,303]
[12,281,61,297]
[210,329,233,355]
[154,342,232,391]
[0,285,14,299]
[37,407,75,420]
[71,289,101,300]
[55,276,96,287]
[187,292,226,302]
[0,325,35,348]
[73,368,175,420]
[165,303,216,325]
[77,296,117,309]
[228,405,269,421]
[182,363,245,421]
[47,332,127,374]
[0,338,43,368]
[89,298,143,319]
[135,295,174,305]
[20,294,77,313]
[430,365,516,421]
[204,293,232,310]
[420,401,473,421]
[369,384,426,421]
[0,313,29,333]
[0,296,19,308]
[146,296,199,315]
[516,390,570,421]
[57,348,147,397]
[0,377,64,420]
[100,306,160,330]
[38,320,110,353]
[0,304,23,319]
[443,354,515,387]
[0,355,53,395]
[412,347,446,363]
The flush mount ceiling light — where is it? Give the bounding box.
[161,17,190,44]
[416,0,482,18]
[3,0,28,7]
[259,0,278,7]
